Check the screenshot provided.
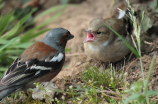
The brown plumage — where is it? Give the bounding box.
[83,18,133,63]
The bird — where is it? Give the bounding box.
[0,28,74,101]
[83,17,133,63]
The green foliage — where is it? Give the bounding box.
[149,0,158,12]
[82,65,124,89]
[54,65,127,104]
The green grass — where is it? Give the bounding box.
[46,65,128,104]
[82,65,124,89]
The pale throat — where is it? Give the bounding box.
[102,40,109,46]
[90,39,109,47]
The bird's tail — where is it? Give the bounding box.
[0,86,20,102]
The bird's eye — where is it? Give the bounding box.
[96,31,101,34]
[66,34,69,38]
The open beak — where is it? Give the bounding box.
[83,29,96,43]
[84,29,91,33]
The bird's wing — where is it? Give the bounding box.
[0,52,65,90]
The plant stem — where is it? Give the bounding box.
[139,58,145,86]
[144,55,156,92]
[144,55,156,104]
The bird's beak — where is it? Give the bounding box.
[83,29,96,43]
[84,29,91,33]
[69,34,74,40]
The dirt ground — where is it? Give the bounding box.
[1,0,158,103]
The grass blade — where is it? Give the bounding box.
[1,23,20,39]
[0,37,19,52]
[104,22,140,58]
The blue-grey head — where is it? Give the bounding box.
[41,28,74,51]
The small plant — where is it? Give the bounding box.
[56,65,129,103]
[82,65,124,89]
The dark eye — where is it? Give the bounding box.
[66,32,70,38]
[66,34,69,38]
[96,31,101,34]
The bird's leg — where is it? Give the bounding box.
[127,52,134,62]
[93,61,100,67]
[94,61,108,69]
[112,57,126,71]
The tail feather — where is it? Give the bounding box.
[0,86,21,102]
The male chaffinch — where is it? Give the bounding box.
[0,28,74,101]
[83,17,133,63]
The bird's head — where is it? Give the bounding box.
[41,28,74,49]
[83,18,110,44]
[83,18,127,46]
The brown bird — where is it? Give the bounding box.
[0,28,74,102]
[83,18,133,63]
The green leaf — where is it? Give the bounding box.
[149,0,158,10]
[146,90,158,96]
[144,55,156,94]
[3,49,23,54]
[31,11,63,32]
[9,56,18,60]
[34,5,67,21]
[0,13,14,36]
[9,42,33,48]
[103,22,140,58]
[122,93,142,104]
[18,12,33,25]
[1,22,20,39]
[0,37,19,52]
[0,39,8,44]
[0,67,6,71]
[65,48,71,52]
[138,8,152,32]
[20,7,65,42]
[0,2,5,9]
[20,29,50,42]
